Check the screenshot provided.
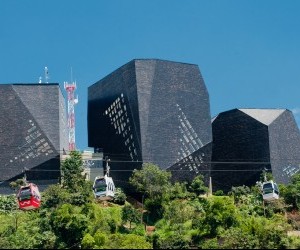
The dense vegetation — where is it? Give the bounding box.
[1,151,300,249]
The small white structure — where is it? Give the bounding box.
[82,150,104,182]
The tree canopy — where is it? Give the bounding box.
[1,156,300,249]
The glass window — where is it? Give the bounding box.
[95,186,106,192]
[94,179,106,192]
[19,187,32,201]
[263,183,273,194]
[94,179,107,193]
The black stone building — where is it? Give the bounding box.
[88,59,213,189]
[0,84,68,194]
[211,108,300,193]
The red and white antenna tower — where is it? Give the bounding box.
[64,81,78,151]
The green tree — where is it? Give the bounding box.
[219,227,259,249]
[93,230,108,247]
[0,210,52,249]
[129,163,172,223]
[156,199,195,246]
[129,162,171,200]
[188,175,208,197]
[237,214,291,249]
[199,238,219,249]
[0,195,18,213]
[228,185,251,204]
[153,232,190,249]
[32,230,57,249]
[41,184,70,209]
[50,203,89,248]
[168,182,191,200]
[81,233,95,249]
[122,204,141,229]
[281,173,300,211]
[61,150,84,191]
[113,187,127,205]
[9,178,26,191]
[214,190,224,196]
[103,233,152,249]
[163,199,195,226]
[60,151,94,206]
[201,196,238,237]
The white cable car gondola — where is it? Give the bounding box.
[93,174,115,200]
[92,158,115,200]
[262,180,279,201]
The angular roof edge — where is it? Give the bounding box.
[90,59,199,88]
[132,58,198,66]
[238,108,286,125]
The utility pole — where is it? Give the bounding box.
[208,176,213,196]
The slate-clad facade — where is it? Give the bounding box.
[88,59,213,188]
[211,108,300,193]
[0,84,68,194]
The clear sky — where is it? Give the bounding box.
[1,0,300,151]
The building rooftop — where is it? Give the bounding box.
[239,108,286,125]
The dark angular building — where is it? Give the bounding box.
[211,108,300,193]
[0,84,68,194]
[88,59,213,189]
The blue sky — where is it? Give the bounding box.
[1,0,300,150]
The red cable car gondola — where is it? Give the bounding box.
[17,183,41,210]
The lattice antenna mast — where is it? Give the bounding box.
[64,80,78,151]
[38,66,49,83]
[45,67,49,83]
